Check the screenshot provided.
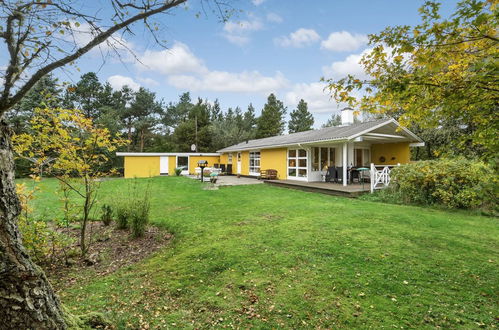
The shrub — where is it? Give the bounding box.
[112,179,152,236]
[175,167,182,176]
[16,183,70,262]
[390,158,497,210]
[129,197,150,238]
[100,204,113,226]
[115,203,130,230]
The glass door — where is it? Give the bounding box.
[176,156,189,175]
[287,149,307,181]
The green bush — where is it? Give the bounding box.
[100,204,113,226]
[390,158,497,210]
[129,197,150,238]
[115,203,130,230]
[112,179,151,236]
[175,167,182,176]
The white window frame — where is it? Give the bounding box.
[249,151,261,176]
[176,155,189,175]
[311,147,336,172]
[287,148,308,181]
[228,153,233,164]
[354,147,371,167]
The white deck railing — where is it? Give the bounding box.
[370,163,399,193]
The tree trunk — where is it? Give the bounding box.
[0,119,67,329]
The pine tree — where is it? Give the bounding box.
[256,93,287,139]
[243,103,257,134]
[65,72,103,119]
[6,74,62,134]
[322,113,342,128]
[288,99,314,133]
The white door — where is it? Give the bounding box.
[160,157,169,175]
[237,152,242,174]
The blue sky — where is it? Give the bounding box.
[10,0,459,127]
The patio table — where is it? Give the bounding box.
[357,167,370,190]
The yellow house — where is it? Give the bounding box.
[116,152,221,178]
[117,110,424,187]
[216,109,424,187]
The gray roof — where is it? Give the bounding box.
[217,118,420,152]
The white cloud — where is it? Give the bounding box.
[223,34,250,46]
[223,19,263,34]
[275,28,321,48]
[322,48,371,80]
[285,82,335,113]
[132,40,288,94]
[168,71,289,93]
[137,77,159,86]
[252,0,267,5]
[321,31,368,52]
[135,42,207,75]
[285,81,362,114]
[107,75,140,91]
[223,18,263,46]
[266,12,283,23]
[68,22,133,54]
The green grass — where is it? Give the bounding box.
[28,176,498,328]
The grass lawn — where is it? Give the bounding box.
[28,176,498,328]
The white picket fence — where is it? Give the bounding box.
[370,163,399,193]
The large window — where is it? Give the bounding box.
[354,148,370,167]
[249,151,261,174]
[288,149,307,179]
[177,156,189,174]
[312,147,336,171]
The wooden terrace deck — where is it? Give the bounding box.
[263,180,369,197]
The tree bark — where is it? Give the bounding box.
[0,118,67,329]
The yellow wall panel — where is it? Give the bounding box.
[260,148,287,180]
[124,156,159,178]
[240,151,249,175]
[168,156,176,175]
[188,156,221,174]
[371,142,410,165]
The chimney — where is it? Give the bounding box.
[341,107,354,126]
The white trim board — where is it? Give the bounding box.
[117,152,220,157]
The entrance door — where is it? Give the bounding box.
[177,156,189,175]
[160,156,169,175]
[237,152,242,174]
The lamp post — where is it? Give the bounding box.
[198,160,208,182]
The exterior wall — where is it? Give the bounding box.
[240,151,249,175]
[124,156,159,178]
[371,142,410,165]
[188,156,221,174]
[219,153,229,165]
[260,148,287,180]
[168,156,176,175]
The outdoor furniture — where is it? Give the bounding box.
[350,168,360,183]
[260,169,278,180]
[336,167,344,183]
[209,172,218,183]
[357,167,370,190]
[325,166,336,182]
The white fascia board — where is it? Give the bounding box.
[409,142,425,147]
[349,118,423,143]
[217,138,353,153]
[116,152,220,157]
